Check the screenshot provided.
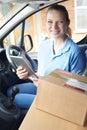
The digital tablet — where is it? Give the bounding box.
[10,55,38,78]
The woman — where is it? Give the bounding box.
[7,4,86,109]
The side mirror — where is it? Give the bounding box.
[24,35,33,52]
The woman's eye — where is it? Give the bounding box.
[47,21,53,24]
[60,20,64,23]
[58,20,64,24]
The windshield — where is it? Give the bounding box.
[0,3,26,28]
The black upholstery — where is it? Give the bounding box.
[78,44,87,64]
[77,35,87,76]
[77,35,87,45]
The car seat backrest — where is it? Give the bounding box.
[77,35,87,45]
[85,50,87,64]
[77,35,87,76]
[78,44,87,64]
[83,50,87,76]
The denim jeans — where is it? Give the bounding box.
[7,82,37,109]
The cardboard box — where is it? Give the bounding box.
[19,101,87,130]
[35,69,87,126]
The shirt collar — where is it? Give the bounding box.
[52,37,71,55]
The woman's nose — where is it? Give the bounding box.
[52,22,59,29]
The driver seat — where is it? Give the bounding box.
[77,35,87,76]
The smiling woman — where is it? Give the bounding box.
[7,4,86,113]
[0,0,87,130]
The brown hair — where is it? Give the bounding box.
[47,4,72,37]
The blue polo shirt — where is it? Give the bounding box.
[37,37,86,76]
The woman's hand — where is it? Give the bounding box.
[16,66,39,87]
[16,66,29,80]
[29,75,39,87]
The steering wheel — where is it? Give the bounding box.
[6,45,36,72]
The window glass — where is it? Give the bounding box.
[24,8,48,53]
[76,0,87,6]
[3,23,23,48]
[75,0,87,32]
[0,3,26,28]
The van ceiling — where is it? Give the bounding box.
[0,0,57,3]
[0,0,65,3]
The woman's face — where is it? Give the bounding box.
[46,10,67,39]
